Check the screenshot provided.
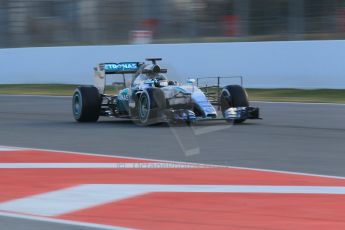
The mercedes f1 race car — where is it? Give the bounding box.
[72,58,260,125]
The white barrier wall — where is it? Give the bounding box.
[1,40,345,88]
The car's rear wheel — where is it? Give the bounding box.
[220,85,249,124]
[72,86,101,122]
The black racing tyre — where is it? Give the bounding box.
[137,88,166,125]
[220,85,249,124]
[72,86,101,122]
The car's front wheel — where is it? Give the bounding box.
[220,85,249,124]
[137,88,166,125]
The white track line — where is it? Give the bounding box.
[0,163,207,169]
[0,211,131,230]
[1,144,345,229]
[1,145,344,179]
[0,146,23,151]
[1,184,345,216]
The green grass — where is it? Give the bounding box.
[0,84,122,96]
[246,88,345,103]
[0,84,345,104]
[0,84,79,96]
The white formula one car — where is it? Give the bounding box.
[72,58,260,125]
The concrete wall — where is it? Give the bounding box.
[1,40,345,88]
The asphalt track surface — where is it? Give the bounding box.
[1,95,345,230]
[0,216,105,230]
[1,95,345,176]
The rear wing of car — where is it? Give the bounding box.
[94,62,142,94]
[94,59,167,94]
[101,62,141,74]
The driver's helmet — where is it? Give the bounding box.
[153,75,168,88]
